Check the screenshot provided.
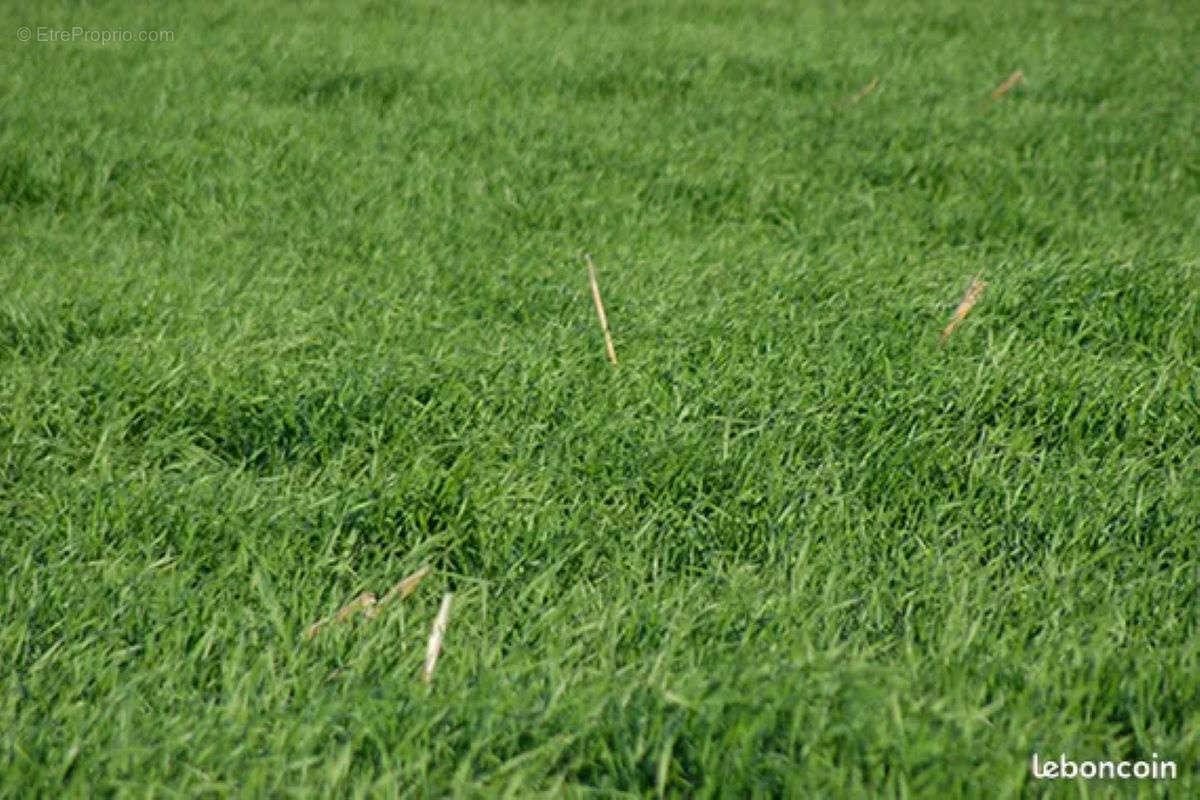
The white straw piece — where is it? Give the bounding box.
[422,593,453,683]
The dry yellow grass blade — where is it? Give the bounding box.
[306,566,433,639]
[940,274,989,343]
[305,591,378,640]
[422,593,454,683]
[843,75,879,106]
[988,69,1024,103]
[336,591,378,622]
[585,254,618,367]
[379,564,433,608]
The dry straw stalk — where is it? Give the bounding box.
[305,565,434,640]
[380,564,432,607]
[422,593,454,683]
[843,75,879,106]
[941,274,989,343]
[586,254,619,367]
[989,69,1025,103]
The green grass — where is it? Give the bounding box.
[3,0,1199,796]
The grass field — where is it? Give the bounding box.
[3,0,1199,796]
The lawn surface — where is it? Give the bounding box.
[2,0,1199,796]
